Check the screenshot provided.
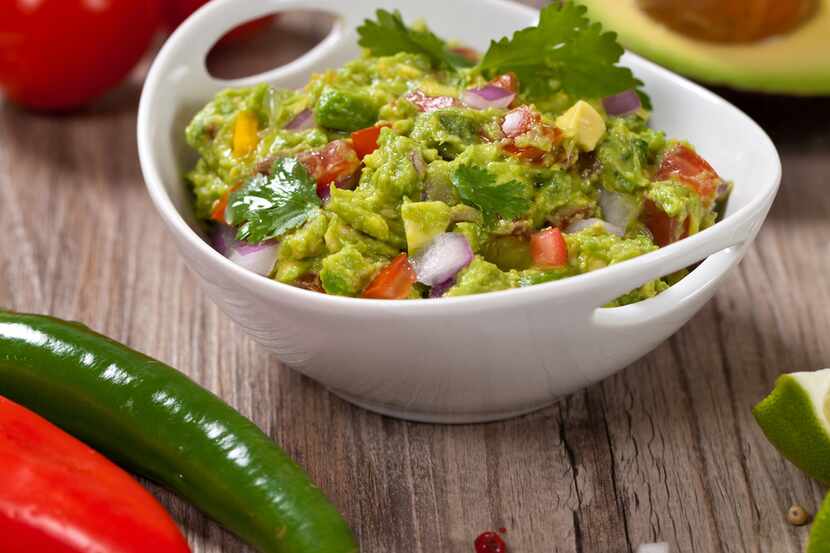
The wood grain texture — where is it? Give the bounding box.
[1,6,828,553]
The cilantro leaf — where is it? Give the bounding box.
[478,2,648,102]
[357,9,473,70]
[226,157,320,243]
[451,164,532,224]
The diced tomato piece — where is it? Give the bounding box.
[489,72,519,93]
[297,140,361,198]
[503,142,544,161]
[211,184,240,223]
[362,254,417,299]
[655,144,722,203]
[530,227,568,268]
[211,193,230,223]
[501,105,539,138]
[450,46,480,64]
[642,199,690,247]
[502,124,562,162]
[404,90,462,113]
[351,125,388,159]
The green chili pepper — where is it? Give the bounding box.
[0,311,358,553]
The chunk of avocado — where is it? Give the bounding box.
[314,86,378,131]
[581,0,830,95]
[401,201,451,254]
[319,245,381,296]
[555,100,606,152]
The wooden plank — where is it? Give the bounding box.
[1,7,828,553]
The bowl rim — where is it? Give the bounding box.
[137,0,782,315]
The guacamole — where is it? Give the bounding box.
[185,5,730,301]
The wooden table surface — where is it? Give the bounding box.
[1,7,829,553]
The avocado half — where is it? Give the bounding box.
[581,0,830,95]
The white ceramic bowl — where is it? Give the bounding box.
[138,0,781,423]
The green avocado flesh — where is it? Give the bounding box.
[185,30,727,300]
[582,0,830,95]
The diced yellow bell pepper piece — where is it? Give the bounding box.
[232,111,259,157]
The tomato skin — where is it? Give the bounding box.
[501,105,539,138]
[642,199,690,247]
[163,0,272,43]
[530,227,569,268]
[0,0,161,111]
[0,396,191,553]
[489,72,519,93]
[655,144,722,203]
[297,140,361,198]
[351,125,387,159]
[501,106,562,162]
[362,254,417,299]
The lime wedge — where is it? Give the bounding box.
[753,369,830,484]
[809,492,830,553]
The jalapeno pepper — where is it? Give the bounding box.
[0,311,358,553]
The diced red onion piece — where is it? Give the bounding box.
[227,241,279,276]
[461,85,516,110]
[636,543,669,553]
[602,89,641,116]
[334,169,360,191]
[429,278,455,298]
[285,108,314,130]
[317,183,332,202]
[404,90,461,112]
[565,218,624,237]
[411,233,473,286]
[716,179,730,199]
[410,150,426,177]
[212,224,278,276]
[212,224,234,256]
[599,189,638,229]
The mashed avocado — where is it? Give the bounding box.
[185,8,729,301]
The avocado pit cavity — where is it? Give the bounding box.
[637,0,817,43]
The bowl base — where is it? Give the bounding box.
[327,388,562,424]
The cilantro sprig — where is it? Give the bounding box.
[451,164,532,224]
[478,2,646,103]
[226,157,320,243]
[357,3,649,106]
[357,9,474,71]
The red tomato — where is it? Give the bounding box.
[163,0,273,43]
[489,72,519,93]
[502,125,562,161]
[449,46,480,64]
[641,199,690,247]
[211,184,240,223]
[362,254,417,299]
[297,140,361,198]
[0,0,161,111]
[351,125,387,159]
[655,144,722,203]
[501,105,539,138]
[530,227,568,268]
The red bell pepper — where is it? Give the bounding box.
[0,395,191,553]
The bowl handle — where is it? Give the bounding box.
[588,201,768,327]
[166,0,369,90]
